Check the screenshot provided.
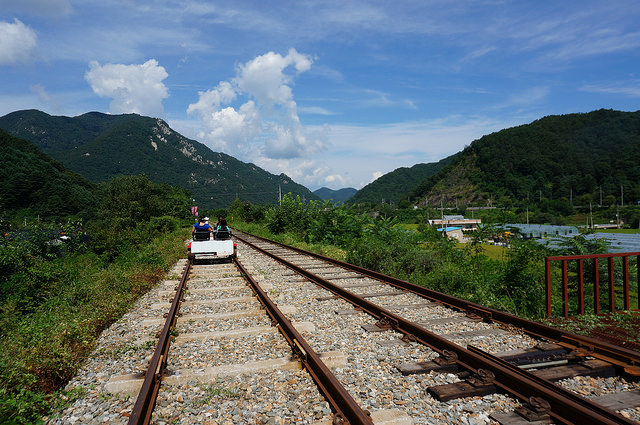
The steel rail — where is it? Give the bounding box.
[234,231,640,373]
[467,345,637,425]
[128,259,192,425]
[233,257,374,424]
[236,232,636,425]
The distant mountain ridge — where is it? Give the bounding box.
[313,187,357,203]
[0,110,319,208]
[349,158,455,205]
[409,109,640,206]
[345,109,640,208]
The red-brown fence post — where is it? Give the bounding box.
[577,259,584,315]
[623,256,629,311]
[562,260,568,318]
[545,258,552,318]
[637,255,640,310]
[608,257,615,313]
[593,258,600,315]
[545,252,640,318]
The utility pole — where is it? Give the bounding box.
[278,184,282,203]
[621,185,624,206]
[600,186,603,206]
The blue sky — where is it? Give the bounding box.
[1,0,639,191]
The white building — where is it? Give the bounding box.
[428,215,481,231]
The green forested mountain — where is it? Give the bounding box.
[0,110,137,156]
[0,110,319,208]
[349,157,455,205]
[409,109,640,207]
[313,187,357,203]
[0,129,97,217]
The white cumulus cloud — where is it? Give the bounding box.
[199,102,262,154]
[187,81,237,115]
[0,19,37,65]
[235,48,312,106]
[187,48,326,162]
[85,59,169,116]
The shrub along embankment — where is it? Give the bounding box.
[230,194,550,321]
[0,227,189,424]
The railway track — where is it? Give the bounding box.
[47,231,640,424]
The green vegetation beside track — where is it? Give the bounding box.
[230,195,551,319]
[0,175,192,425]
[2,187,636,424]
[230,195,640,368]
[0,228,190,424]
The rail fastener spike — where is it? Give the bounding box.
[375,315,398,330]
[333,413,347,425]
[401,333,417,343]
[427,368,497,401]
[467,369,496,387]
[433,349,458,366]
[574,346,596,357]
[515,396,551,422]
[466,307,493,322]
[375,317,392,330]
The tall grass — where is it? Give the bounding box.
[232,217,548,319]
[0,229,189,424]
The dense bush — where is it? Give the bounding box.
[0,230,187,423]
[236,195,557,319]
[0,174,192,424]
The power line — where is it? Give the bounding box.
[203,190,280,197]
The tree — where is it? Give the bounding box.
[89,174,191,259]
[265,194,312,235]
[97,174,190,229]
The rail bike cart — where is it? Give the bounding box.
[187,227,236,262]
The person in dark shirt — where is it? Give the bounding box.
[216,218,228,231]
[214,217,231,239]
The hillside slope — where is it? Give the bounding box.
[349,157,455,204]
[0,110,319,208]
[0,129,97,217]
[410,109,640,206]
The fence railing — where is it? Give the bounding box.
[545,252,640,318]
